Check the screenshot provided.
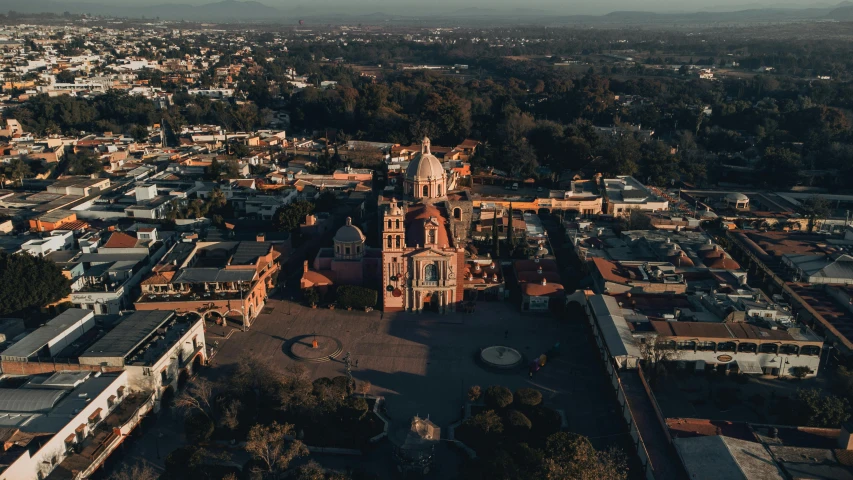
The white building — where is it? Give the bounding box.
[77,310,206,407]
[0,370,150,480]
[20,230,74,257]
[603,176,669,216]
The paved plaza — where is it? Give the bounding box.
[211,298,627,447]
[106,298,631,479]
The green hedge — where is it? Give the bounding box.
[335,285,378,309]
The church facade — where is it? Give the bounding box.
[380,139,468,313]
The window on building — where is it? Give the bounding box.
[424,264,437,282]
[345,246,351,255]
[387,236,393,248]
[422,185,429,197]
[395,219,400,229]
[428,229,436,245]
[453,208,462,220]
[396,235,401,248]
[438,185,442,196]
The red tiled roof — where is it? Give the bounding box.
[666,418,755,441]
[522,281,565,297]
[301,270,335,287]
[405,203,450,248]
[513,259,559,273]
[103,232,138,249]
[141,271,175,285]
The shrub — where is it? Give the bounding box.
[791,366,813,379]
[514,388,543,407]
[484,386,514,409]
[302,287,319,306]
[184,412,214,444]
[527,406,563,440]
[467,410,504,436]
[468,385,482,402]
[335,285,378,309]
[506,409,533,431]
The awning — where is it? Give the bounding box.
[736,359,763,375]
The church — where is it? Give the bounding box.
[380,138,469,313]
[301,137,475,313]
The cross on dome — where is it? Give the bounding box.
[421,137,431,155]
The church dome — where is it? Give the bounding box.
[334,217,365,243]
[406,152,444,180]
[405,137,445,181]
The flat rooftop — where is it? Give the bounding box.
[79,310,174,360]
[1,309,93,359]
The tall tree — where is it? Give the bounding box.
[801,196,830,233]
[508,202,515,249]
[0,252,70,315]
[245,422,308,476]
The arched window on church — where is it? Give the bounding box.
[424,263,437,282]
[422,185,429,197]
[453,208,462,220]
[428,229,436,245]
[387,219,392,229]
[438,185,442,196]
[395,219,400,229]
[395,235,401,248]
[387,236,392,248]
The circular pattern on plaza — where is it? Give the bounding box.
[287,335,343,363]
[480,346,523,369]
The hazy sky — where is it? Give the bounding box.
[36,0,845,16]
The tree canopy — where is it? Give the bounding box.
[0,252,70,315]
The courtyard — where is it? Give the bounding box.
[111,298,631,479]
[210,299,625,443]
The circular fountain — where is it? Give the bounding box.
[480,346,523,369]
[287,335,343,363]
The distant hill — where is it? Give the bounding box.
[826,4,853,20]
[6,0,853,24]
[6,0,284,21]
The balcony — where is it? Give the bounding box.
[137,284,252,304]
[45,392,154,480]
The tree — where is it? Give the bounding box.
[0,252,70,315]
[801,196,830,233]
[514,388,543,407]
[507,203,515,249]
[314,190,337,213]
[184,412,214,444]
[245,422,308,475]
[175,377,216,418]
[788,388,850,428]
[3,157,32,186]
[484,385,514,409]
[758,146,802,188]
[358,380,372,398]
[492,212,500,258]
[222,159,241,178]
[207,157,222,180]
[109,461,158,480]
[543,432,627,480]
[302,287,320,307]
[64,151,103,175]
[468,385,482,402]
[506,409,533,433]
[272,201,314,233]
[639,339,680,386]
[790,366,813,380]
